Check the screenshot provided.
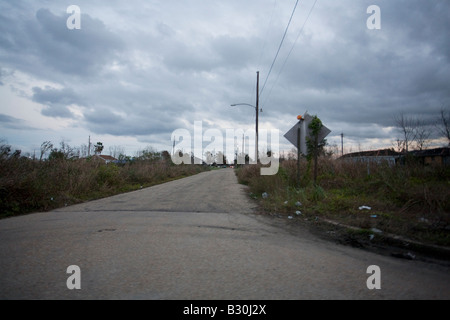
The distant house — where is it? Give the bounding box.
[93,154,118,164]
[409,147,450,166]
[340,149,402,167]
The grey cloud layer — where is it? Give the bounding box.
[0,0,449,148]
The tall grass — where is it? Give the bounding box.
[237,158,450,245]
[0,156,208,217]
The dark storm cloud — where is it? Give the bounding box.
[84,103,188,137]
[0,6,124,81]
[0,113,37,130]
[0,114,25,129]
[32,86,85,118]
[211,35,261,70]
[1,0,449,151]
[264,0,450,140]
[32,8,123,76]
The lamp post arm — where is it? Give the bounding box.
[230,103,256,109]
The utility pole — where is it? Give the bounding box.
[341,132,344,157]
[88,135,91,157]
[255,71,259,163]
[230,71,260,163]
[242,133,244,159]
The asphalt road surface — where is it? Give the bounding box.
[1,169,449,299]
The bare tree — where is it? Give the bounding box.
[109,145,125,158]
[394,112,416,153]
[60,140,76,159]
[413,119,432,151]
[392,139,404,153]
[436,107,450,146]
[39,141,53,161]
[79,144,89,158]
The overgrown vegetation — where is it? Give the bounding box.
[237,158,450,246]
[0,142,208,218]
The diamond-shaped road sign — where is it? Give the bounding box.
[284,113,331,156]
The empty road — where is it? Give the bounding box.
[0,169,449,299]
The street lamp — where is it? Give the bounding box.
[230,102,260,163]
[231,71,260,162]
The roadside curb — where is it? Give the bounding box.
[316,217,450,262]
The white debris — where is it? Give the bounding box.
[262,192,268,199]
[295,211,302,215]
[288,216,293,219]
[369,234,375,241]
[359,206,371,210]
[295,201,302,207]
[406,252,416,260]
[371,228,383,234]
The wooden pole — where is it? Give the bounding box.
[255,71,259,164]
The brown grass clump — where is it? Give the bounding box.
[0,153,208,217]
[236,157,450,246]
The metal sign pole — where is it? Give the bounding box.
[297,126,301,188]
[284,113,330,188]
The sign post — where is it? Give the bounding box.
[284,113,331,187]
[297,125,301,186]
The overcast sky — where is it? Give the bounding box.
[1,0,449,157]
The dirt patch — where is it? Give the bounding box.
[252,208,450,267]
[304,217,450,266]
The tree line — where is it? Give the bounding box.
[394,107,450,152]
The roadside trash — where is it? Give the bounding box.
[295,211,302,216]
[359,206,371,210]
[418,217,429,223]
[406,252,416,260]
[371,228,382,234]
[284,201,288,205]
[288,216,293,219]
[369,234,375,241]
[370,215,377,218]
[391,252,415,260]
[50,197,54,201]
[295,201,302,207]
[262,192,268,199]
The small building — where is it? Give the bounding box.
[409,147,450,166]
[340,149,402,167]
[93,154,118,164]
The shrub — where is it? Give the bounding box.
[0,151,209,217]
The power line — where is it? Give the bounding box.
[257,0,278,69]
[259,0,300,99]
[261,0,318,109]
